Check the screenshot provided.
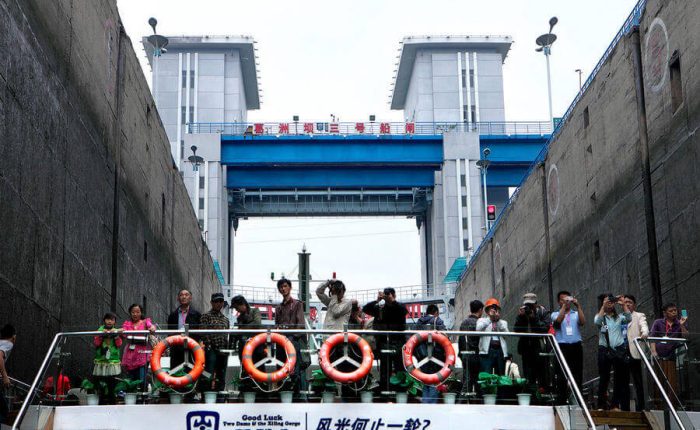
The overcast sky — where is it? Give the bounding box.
[117,0,639,293]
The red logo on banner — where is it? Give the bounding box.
[254,123,264,134]
[303,123,314,133]
[405,122,415,134]
[355,123,365,133]
[380,122,391,134]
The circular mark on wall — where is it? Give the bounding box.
[644,17,669,93]
[547,164,560,219]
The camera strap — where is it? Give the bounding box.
[602,316,612,349]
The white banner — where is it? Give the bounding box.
[52,403,555,430]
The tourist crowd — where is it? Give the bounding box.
[0,280,690,411]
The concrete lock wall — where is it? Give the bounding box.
[0,0,219,380]
[455,0,700,379]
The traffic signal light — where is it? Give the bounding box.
[487,205,497,221]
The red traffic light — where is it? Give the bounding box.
[487,204,497,221]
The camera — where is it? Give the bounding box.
[607,294,617,303]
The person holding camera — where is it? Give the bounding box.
[316,279,354,331]
[363,288,408,391]
[513,293,551,387]
[551,291,586,402]
[476,298,509,374]
[649,302,689,407]
[594,293,632,411]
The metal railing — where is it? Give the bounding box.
[188,121,553,136]
[633,336,691,430]
[225,284,453,306]
[13,329,595,429]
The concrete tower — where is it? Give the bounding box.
[391,35,513,291]
[142,35,261,285]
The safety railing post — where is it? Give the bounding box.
[547,336,596,429]
[633,337,687,430]
[12,333,63,430]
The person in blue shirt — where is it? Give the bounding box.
[594,294,632,411]
[551,291,586,402]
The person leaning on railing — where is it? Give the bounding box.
[649,302,689,406]
[594,294,632,411]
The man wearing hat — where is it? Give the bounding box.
[513,292,551,387]
[476,298,509,374]
[200,292,230,391]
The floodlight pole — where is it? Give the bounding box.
[545,47,553,125]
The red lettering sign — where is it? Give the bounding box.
[254,123,264,134]
[330,123,339,133]
[303,123,314,133]
[279,123,290,134]
[355,123,365,133]
[380,122,391,134]
[405,122,415,134]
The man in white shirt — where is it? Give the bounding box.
[624,295,649,411]
[316,279,353,330]
[0,324,16,424]
[476,298,509,374]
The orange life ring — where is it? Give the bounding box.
[150,335,205,388]
[241,332,297,383]
[319,332,374,383]
[402,331,456,385]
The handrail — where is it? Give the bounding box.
[8,377,32,391]
[14,329,592,429]
[21,328,577,337]
[12,333,61,430]
[546,337,596,429]
[632,337,686,430]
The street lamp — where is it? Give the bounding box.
[536,17,558,126]
[146,18,169,137]
[476,148,491,231]
[188,145,203,171]
[575,68,583,91]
